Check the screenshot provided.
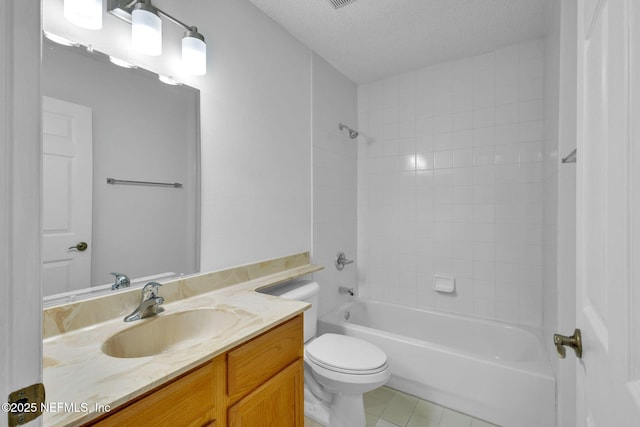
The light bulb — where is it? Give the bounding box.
[131,2,162,56]
[182,28,206,76]
[64,0,102,30]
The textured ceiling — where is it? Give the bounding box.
[249,0,551,84]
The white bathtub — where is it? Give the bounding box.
[318,299,555,427]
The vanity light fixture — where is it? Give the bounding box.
[107,0,207,75]
[64,0,103,30]
[131,0,162,56]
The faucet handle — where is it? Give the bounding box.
[110,272,130,290]
[142,282,162,298]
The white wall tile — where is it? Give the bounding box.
[357,39,546,327]
[453,91,474,112]
[496,103,519,125]
[434,150,453,169]
[453,111,474,131]
[473,107,496,128]
[519,78,544,101]
[453,149,474,168]
[434,132,453,151]
[495,144,520,164]
[496,83,519,105]
[453,130,474,149]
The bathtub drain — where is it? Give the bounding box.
[344,311,350,320]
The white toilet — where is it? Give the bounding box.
[265,281,390,427]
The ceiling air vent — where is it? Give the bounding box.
[328,0,358,9]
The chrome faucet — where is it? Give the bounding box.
[111,272,130,290]
[339,286,356,296]
[124,282,165,322]
[335,251,354,271]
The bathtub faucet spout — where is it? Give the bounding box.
[339,286,356,296]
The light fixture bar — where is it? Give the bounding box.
[106,0,138,23]
[108,0,192,32]
[154,8,190,32]
[107,0,206,75]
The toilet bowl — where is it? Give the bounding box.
[261,280,390,427]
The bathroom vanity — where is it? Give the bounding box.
[87,315,303,427]
[42,253,320,427]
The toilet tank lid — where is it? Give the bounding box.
[261,280,319,300]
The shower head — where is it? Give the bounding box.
[339,123,359,139]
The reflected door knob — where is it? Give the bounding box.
[553,328,582,359]
[68,242,88,251]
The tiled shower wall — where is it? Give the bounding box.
[357,40,546,327]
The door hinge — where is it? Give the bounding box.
[7,383,45,427]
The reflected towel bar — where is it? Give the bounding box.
[562,148,577,164]
[106,178,183,188]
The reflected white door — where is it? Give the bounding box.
[575,0,640,425]
[42,96,93,295]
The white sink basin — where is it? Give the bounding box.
[102,308,239,358]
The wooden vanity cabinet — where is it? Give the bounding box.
[227,359,303,426]
[84,314,304,427]
[88,355,223,427]
[226,315,304,426]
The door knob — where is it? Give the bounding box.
[553,328,582,359]
[68,241,88,252]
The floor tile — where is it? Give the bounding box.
[364,386,396,416]
[407,413,441,427]
[380,390,419,426]
[307,386,499,427]
[375,418,402,427]
[439,408,472,427]
[304,416,324,427]
[366,412,379,427]
[413,399,444,421]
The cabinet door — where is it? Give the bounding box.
[89,357,221,427]
[228,359,303,427]
[227,314,302,404]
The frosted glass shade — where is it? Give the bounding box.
[182,35,206,76]
[132,6,162,56]
[64,0,102,30]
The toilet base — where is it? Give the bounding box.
[304,385,330,426]
[304,383,366,427]
[330,392,366,427]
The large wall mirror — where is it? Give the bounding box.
[42,37,200,305]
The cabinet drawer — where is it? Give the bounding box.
[227,314,303,403]
[228,359,304,427]
[89,356,222,427]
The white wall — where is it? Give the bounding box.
[311,53,358,316]
[43,0,312,272]
[1,1,43,425]
[42,43,198,288]
[357,40,546,327]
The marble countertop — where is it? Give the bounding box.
[43,262,320,426]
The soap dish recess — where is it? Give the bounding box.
[433,275,455,293]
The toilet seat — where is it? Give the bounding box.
[305,333,388,375]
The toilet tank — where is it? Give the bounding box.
[260,280,319,343]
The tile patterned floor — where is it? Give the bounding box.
[304,386,499,427]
